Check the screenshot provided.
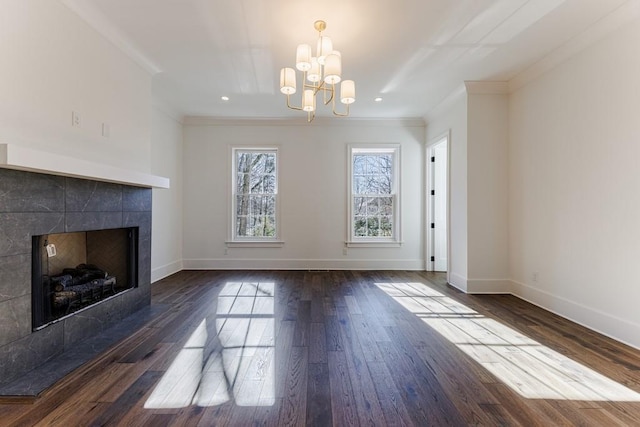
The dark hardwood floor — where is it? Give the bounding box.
[2,270,640,426]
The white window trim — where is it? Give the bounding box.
[346,143,402,246]
[229,146,282,246]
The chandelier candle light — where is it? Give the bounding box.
[279,20,355,122]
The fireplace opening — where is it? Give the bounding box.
[31,227,139,329]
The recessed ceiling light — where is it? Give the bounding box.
[221,96,230,101]
[374,97,383,102]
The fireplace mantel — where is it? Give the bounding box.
[0,143,169,189]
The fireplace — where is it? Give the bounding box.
[31,227,139,329]
[0,167,154,387]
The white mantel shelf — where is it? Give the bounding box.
[0,144,170,189]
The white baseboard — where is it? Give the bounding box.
[151,260,183,283]
[448,272,468,292]
[511,279,640,351]
[181,258,425,271]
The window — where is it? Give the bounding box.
[231,148,279,242]
[348,145,401,245]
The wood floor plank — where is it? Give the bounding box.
[334,306,387,425]
[271,319,294,398]
[89,370,164,426]
[306,363,333,427]
[309,322,328,364]
[324,315,344,352]
[327,350,359,427]
[366,361,415,426]
[277,345,308,427]
[293,300,311,347]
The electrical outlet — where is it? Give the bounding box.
[101,122,110,138]
[532,272,539,282]
[342,247,348,255]
[72,111,81,127]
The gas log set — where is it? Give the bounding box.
[48,264,116,315]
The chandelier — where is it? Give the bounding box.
[279,20,355,122]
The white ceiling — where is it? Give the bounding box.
[61,0,635,120]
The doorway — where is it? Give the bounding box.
[426,132,449,273]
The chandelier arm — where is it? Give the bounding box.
[324,84,334,106]
[332,103,350,117]
[331,89,350,117]
[313,81,334,105]
[286,93,304,111]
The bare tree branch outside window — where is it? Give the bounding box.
[235,151,277,238]
[352,153,394,237]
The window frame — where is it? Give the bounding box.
[228,146,283,247]
[347,144,402,247]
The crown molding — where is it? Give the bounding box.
[183,116,425,127]
[464,81,509,94]
[152,100,184,125]
[423,84,467,123]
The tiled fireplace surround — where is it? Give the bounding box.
[0,167,152,386]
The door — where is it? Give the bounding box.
[427,134,448,272]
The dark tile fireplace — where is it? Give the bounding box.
[0,167,152,387]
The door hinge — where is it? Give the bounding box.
[431,189,435,196]
[431,156,435,162]
[430,256,435,262]
[431,223,435,229]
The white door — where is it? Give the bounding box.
[432,141,448,271]
[427,135,448,272]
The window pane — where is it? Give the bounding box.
[366,197,379,215]
[380,197,393,215]
[353,155,366,175]
[353,175,366,193]
[246,214,276,237]
[369,174,391,194]
[237,173,249,194]
[263,175,276,193]
[367,217,380,237]
[264,216,276,237]
[264,196,275,216]
[263,154,276,173]
[354,197,366,215]
[350,148,397,241]
[237,216,248,236]
[234,149,278,238]
[236,195,249,216]
[380,216,393,236]
[354,217,367,236]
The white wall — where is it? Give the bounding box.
[0,1,183,284]
[425,93,468,290]
[467,91,510,293]
[151,107,183,281]
[0,0,152,172]
[509,16,640,348]
[182,118,425,270]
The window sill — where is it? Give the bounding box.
[345,240,403,248]
[226,240,285,248]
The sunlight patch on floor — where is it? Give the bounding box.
[145,282,275,409]
[376,281,640,401]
